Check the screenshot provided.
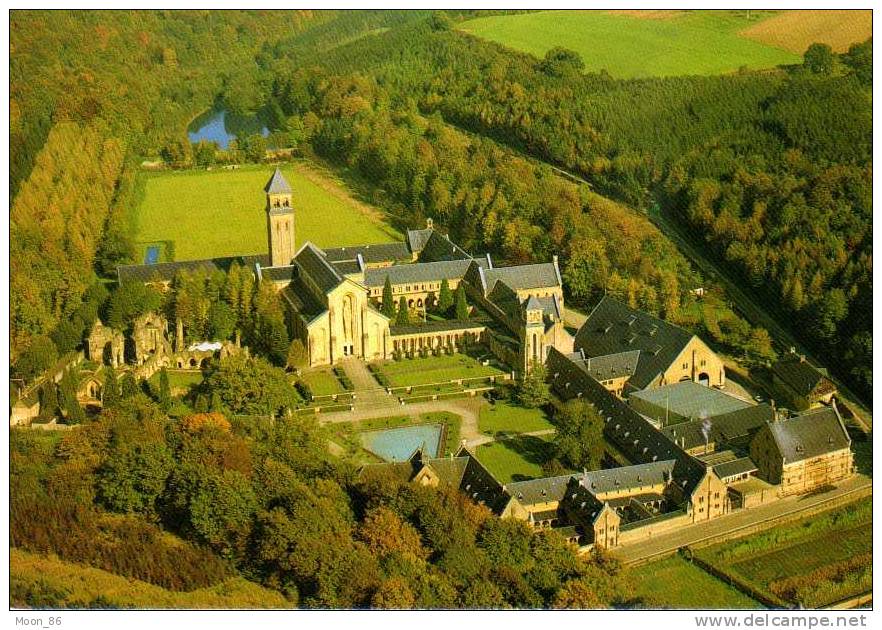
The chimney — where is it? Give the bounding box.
[426,218,433,229]
[553,254,559,266]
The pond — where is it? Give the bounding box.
[360,424,443,462]
[187,107,270,149]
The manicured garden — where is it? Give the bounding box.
[694,498,872,608]
[135,162,400,262]
[478,400,554,437]
[372,353,506,388]
[297,368,346,398]
[476,435,557,483]
[630,555,763,609]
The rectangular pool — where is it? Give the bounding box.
[144,245,161,264]
[360,424,443,461]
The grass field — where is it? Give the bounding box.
[10,548,290,609]
[740,10,871,54]
[631,555,763,609]
[459,10,800,78]
[298,369,345,397]
[478,400,554,436]
[476,434,557,482]
[135,162,400,262]
[696,498,872,608]
[375,353,505,388]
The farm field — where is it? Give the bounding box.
[630,554,763,609]
[135,162,400,262]
[739,9,871,54]
[476,434,557,483]
[478,400,554,436]
[695,498,872,608]
[374,353,505,388]
[10,549,290,609]
[459,10,800,78]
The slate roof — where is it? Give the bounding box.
[358,460,418,484]
[482,262,561,294]
[524,295,544,311]
[662,404,774,452]
[261,265,297,283]
[280,279,326,323]
[117,254,269,283]
[772,355,837,399]
[457,449,511,513]
[574,296,696,391]
[406,228,434,254]
[536,295,563,321]
[322,242,412,264]
[417,230,473,262]
[712,457,758,480]
[547,347,709,497]
[766,406,851,464]
[507,475,574,505]
[330,260,363,276]
[424,456,470,486]
[630,381,753,421]
[572,350,641,383]
[293,243,344,293]
[579,460,676,495]
[560,479,608,526]
[362,259,477,287]
[265,168,292,194]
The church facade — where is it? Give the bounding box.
[118,169,574,374]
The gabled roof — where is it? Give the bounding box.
[559,478,609,526]
[546,347,709,497]
[362,258,478,287]
[406,228,434,254]
[423,456,470,486]
[630,380,753,420]
[417,230,473,262]
[579,460,676,495]
[293,242,344,293]
[322,242,412,265]
[507,474,574,505]
[712,457,758,480]
[574,296,696,391]
[261,265,296,283]
[117,254,269,283]
[524,295,544,311]
[662,404,773,452]
[264,168,292,194]
[456,447,511,514]
[772,355,837,399]
[572,350,641,383]
[482,262,561,294]
[765,406,851,464]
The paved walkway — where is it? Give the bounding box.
[614,474,872,565]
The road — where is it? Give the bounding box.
[613,474,872,565]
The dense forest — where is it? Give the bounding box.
[256,13,871,398]
[11,389,641,608]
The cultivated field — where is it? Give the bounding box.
[694,499,872,608]
[374,353,505,388]
[630,554,763,609]
[740,10,871,54]
[11,549,289,609]
[459,10,800,78]
[135,162,400,262]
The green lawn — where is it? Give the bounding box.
[135,162,400,262]
[459,10,800,78]
[478,401,554,436]
[476,435,557,483]
[298,369,345,397]
[148,369,204,393]
[631,555,763,609]
[376,353,505,388]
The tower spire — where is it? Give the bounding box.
[265,168,295,267]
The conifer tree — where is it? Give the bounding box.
[103,365,120,409]
[438,278,453,314]
[396,296,410,326]
[454,284,469,320]
[120,372,139,399]
[381,276,395,318]
[158,367,171,411]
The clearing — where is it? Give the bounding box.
[739,10,871,54]
[135,161,400,262]
[459,10,800,78]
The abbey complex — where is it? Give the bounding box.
[100,170,856,552]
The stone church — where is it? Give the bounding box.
[118,169,574,374]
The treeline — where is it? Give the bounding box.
[11,391,643,608]
[263,13,871,396]
[9,10,331,368]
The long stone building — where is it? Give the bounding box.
[119,169,573,374]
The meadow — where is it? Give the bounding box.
[135,162,400,262]
[459,10,800,78]
[739,9,871,54]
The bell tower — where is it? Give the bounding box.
[265,168,295,267]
